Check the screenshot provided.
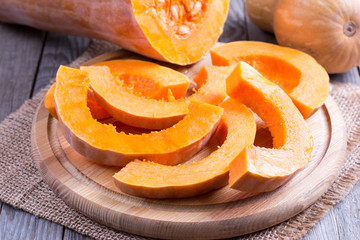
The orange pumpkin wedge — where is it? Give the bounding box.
[84,65,230,130]
[55,65,223,167]
[113,99,256,199]
[44,82,111,120]
[227,62,313,193]
[211,41,330,118]
[92,59,190,100]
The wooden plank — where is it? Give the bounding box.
[0,23,45,122]
[63,229,93,240]
[34,218,63,240]
[0,203,63,240]
[330,67,360,85]
[303,210,340,240]
[0,204,37,240]
[334,182,360,239]
[31,32,91,95]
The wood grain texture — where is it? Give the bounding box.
[0,204,37,240]
[31,50,347,239]
[0,23,44,122]
[32,32,91,95]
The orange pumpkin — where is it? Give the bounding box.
[274,0,360,73]
[245,0,276,32]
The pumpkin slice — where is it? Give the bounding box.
[44,82,111,120]
[55,65,223,167]
[92,59,190,100]
[113,99,256,199]
[211,41,330,118]
[84,65,230,130]
[227,62,313,193]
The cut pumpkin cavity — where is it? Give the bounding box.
[227,62,314,193]
[54,65,223,167]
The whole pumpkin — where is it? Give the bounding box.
[245,0,276,33]
[273,0,360,73]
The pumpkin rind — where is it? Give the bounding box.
[274,0,360,73]
[113,99,256,199]
[44,83,58,119]
[0,0,229,65]
[245,0,276,32]
[55,65,223,167]
[227,62,313,193]
[210,41,330,118]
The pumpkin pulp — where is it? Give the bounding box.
[114,99,256,199]
[55,65,223,167]
[211,41,330,118]
[227,62,313,193]
[132,0,229,64]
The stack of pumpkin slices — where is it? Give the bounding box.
[45,41,330,199]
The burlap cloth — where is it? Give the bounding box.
[0,40,359,240]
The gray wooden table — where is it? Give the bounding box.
[0,1,359,239]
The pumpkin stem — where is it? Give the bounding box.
[344,20,357,37]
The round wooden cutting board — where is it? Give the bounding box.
[31,50,347,240]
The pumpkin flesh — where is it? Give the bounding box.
[55,65,223,167]
[211,41,330,118]
[114,99,256,199]
[227,62,313,193]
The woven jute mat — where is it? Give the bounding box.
[0,40,359,240]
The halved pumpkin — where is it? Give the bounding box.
[44,82,111,120]
[0,0,229,65]
[55,65,223,167]
[113,98,256,199]
[227,62,313,192]
[211,41,330,118]
[92,59,190,99]
[85,65,230,130]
